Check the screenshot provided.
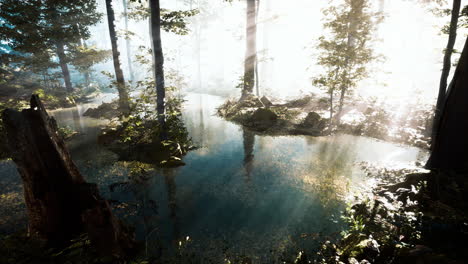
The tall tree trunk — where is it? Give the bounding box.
[241,0,257,100]
[335,85,347,124]
[2,95,135,256]
[56,41,73,92]
[431,0,461,147]
[426,36,468,171]
[329,90,334,134]
[106,0,130,113]
[334,0,362,125]
[255,0,260,97]
[122,0,134,81]
[149,0,167,138]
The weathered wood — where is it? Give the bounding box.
[2,95,135,256]
[426,36,468,171]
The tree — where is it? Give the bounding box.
[0,0,102,92]
[431,0,462,147]
[122,0,135,81]
[241,0,258,100]
[426,36,468,171]
[149,0,167,137]
[106,0,130,113]
[313,0,381,129]
[2,95,135,255]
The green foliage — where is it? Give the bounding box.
[127,3,198,35]
[0,0,102,70]
[313,0,383,124]
[70,45,112,75]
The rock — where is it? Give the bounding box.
[284,95,312,108]
[238,94,262,108]
[292,112,326,135]
[302,112,324,129]
[260,96,273,107]
[160,156,186,167]
[83,101,120,119]
[249,108,278,130]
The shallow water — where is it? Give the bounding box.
[0,93,428,262]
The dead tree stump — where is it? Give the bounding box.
[2,95,135,257]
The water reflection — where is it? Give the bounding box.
[162,168,181,245]
[0,93,429,261]
[242,127,255,181]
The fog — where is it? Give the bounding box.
[84,0,468,105]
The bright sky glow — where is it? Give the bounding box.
[88,0,468,105]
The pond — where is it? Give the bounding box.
[0,93,428,262]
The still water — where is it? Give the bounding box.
[0,93,427,262]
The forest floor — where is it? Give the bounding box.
[312,167,468,264]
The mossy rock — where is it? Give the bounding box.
[301,112,325,129]
[83,101,120,119]
[260,96,273,107]
[248,108,278,131]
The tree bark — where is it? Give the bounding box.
[106,0,130,114]
[2,95,135,256]
[122,0,134,81]
[426,36,468,171]
[56,41,73,92]
[255,0,260,97]
[431,0,461,148]
[241,0,257,100]
[149,0,167,138]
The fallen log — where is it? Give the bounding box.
[2,95,135,257]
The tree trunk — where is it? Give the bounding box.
[255,0,260,97]
[1,95,135,256]
[241,0,257,100]
[56,41,73,92]
[149,0,167,138]
[431,0,461,148]
[335,86,346,124]
[329,90,334,134]
[106,0,130,114]
[335,0,362,125]
[426,36,468,171]
[122,0,134,81]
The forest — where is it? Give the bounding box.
[1,0,468,263]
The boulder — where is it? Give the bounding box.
[83,101,120,119]
[260,96,273,107]
[249,108,278,130]
[303,112,321,126]
[301,112,326,131]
